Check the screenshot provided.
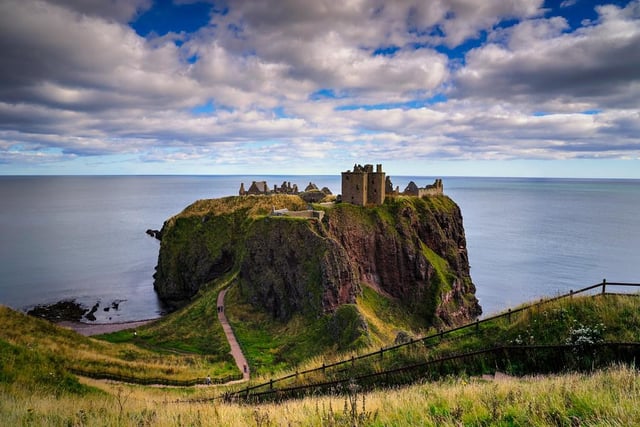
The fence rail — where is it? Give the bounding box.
[227,342,640,403]
[228,280,640,398]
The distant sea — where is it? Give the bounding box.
[1,175,639,322]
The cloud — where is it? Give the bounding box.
[0,0,201,112]
[0,0,638,173]
[454,1,640,110]
[47,0,152,22]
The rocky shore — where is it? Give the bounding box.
[25,299,158,336]
[27,298,130,323]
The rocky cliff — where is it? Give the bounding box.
[153,194,481,332]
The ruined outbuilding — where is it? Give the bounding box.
[238,180,328,199]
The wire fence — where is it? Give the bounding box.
[225,342,640,403]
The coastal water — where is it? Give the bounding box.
[0,175,638,321]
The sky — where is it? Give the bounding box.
[0,0,639,177]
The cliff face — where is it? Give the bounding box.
[239,217,359,320]
[325,197,479,325]
[154,194,481,329]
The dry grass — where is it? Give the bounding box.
[170,194,309,223]
[2,365,638,426]
[0,306,234,384]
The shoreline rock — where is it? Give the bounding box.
[27,299,88,322]
[146,229,162,240]
[26,298,131,323]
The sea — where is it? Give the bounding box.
[0,175,639,322]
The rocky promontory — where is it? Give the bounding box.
[153,194,481,334]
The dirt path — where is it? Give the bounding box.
[217,288,250,381]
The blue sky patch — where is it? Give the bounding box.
[310,89,349,100]
[373,45,401,56]
[191,100,216,114]
[131,0,213,36]
[337,94,448,111]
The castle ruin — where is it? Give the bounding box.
[341,163,443,206]
[238,180,331,202]
[402,179,443,198]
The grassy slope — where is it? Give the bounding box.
[0,303,235,386]
[1,294,639,425]
[237,293,640,392]
[100,273,236,361]
[224,283,370,376]
[357,285,430,344]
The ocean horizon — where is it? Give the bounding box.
[1,175,639,322]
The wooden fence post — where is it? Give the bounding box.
[602,278,606,294]
[507,308,511,323]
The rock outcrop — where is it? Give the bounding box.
[153,194,481,330]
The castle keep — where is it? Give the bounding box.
[341,164,386,206]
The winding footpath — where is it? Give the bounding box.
[217,288,250,381]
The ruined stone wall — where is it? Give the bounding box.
[402,179,443,197]
[281,210,325,221]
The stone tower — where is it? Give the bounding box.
[341,163,386,206]
[367,164,386,205]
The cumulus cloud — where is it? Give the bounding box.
[47,0,152,22]
[0,0,638,173]
[454,1,640,110]
[0,0,201,113]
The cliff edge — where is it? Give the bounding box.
[153,194,481,341]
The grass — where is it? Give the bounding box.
[357,285,429,344]
[1,365,638,425]
[223,284,370,377]
[101,274,234,357]
[230,293,640,395]
[169,194,309,224]
[0,303,236,386]
[2,290,640,425]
